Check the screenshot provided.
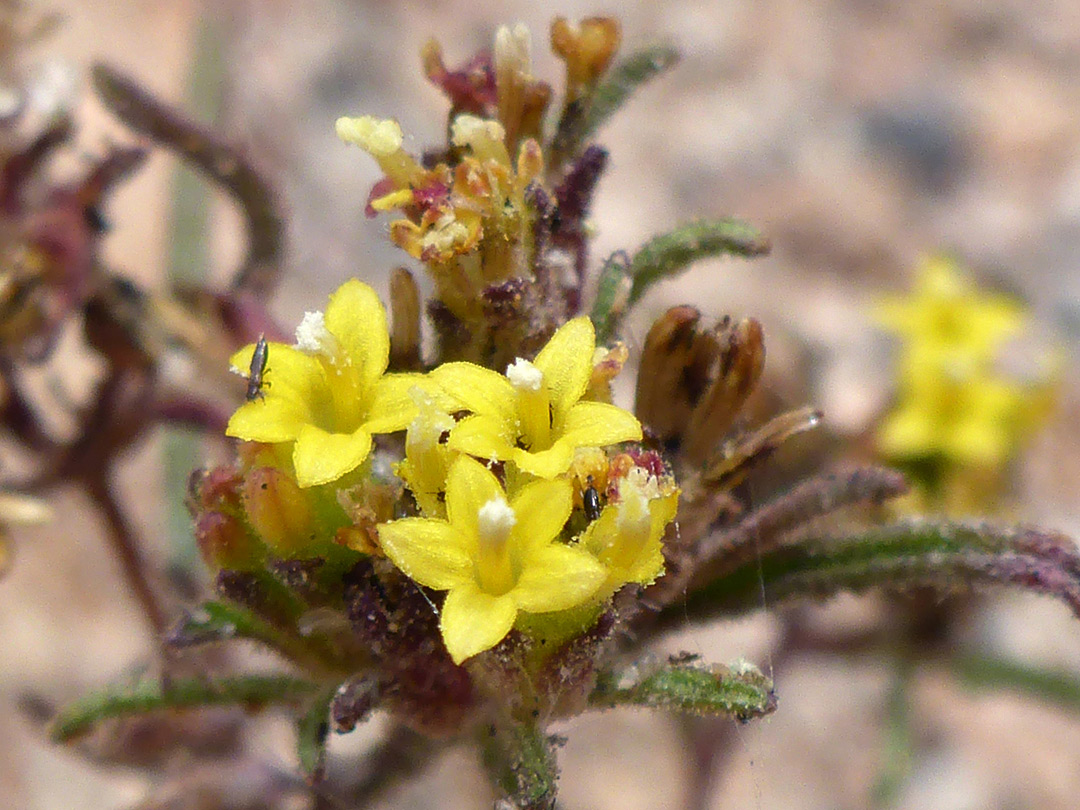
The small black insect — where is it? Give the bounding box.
[246,334,269,401]
[583,476,602,522]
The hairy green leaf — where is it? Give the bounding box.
[51,674,318,742]
[169,599,284,647]
[628,219,770,308]
[168,599,332,669]
[590,251,632,341]
[581,45,680,140]
[590,658,776,721]
[653,520,1080,634]
[298,686,336,783]
[953,653,1080,711]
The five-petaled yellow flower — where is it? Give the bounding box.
[226,280,431,487]
[580,468,679,599]
[875,256,1053,468]
[876,255,1023,391]
[432,317,642,478]
[377,455,606,664]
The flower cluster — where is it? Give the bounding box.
[221,278,676,664]
[876,255,1056,508]
[171,15,791,801]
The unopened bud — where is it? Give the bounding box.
[242,467,317,557]
[684,318,765,465]
[195,511,261,571]
[187,466,243,514]
[635,306,702,440]
[551,17,621,100]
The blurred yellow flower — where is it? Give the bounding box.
[226,280,432,487]
[0,491,51,576]
[377,455,605,664]
[876,255,1055,474]
[432,317,642,478]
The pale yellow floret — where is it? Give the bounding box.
[452,114,511,165]
[335,116,403,155]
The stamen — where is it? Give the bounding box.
[294,310,337,357]
[507,358,551,449]
[476,496,517,594]
[506,358,543,391]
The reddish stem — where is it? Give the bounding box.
[86,475,170,641]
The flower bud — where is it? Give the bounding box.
[187,466,243,514]
[241,467,317,557]
[550,17,620,100]
[195,511,261,571]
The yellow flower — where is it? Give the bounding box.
[876,255,1054,470]
[377,455,606,664]
[0,491,51,577]
[579,467,678,597]
[876,255,1023,382]
[226,280,430,488]
[336,112,544,306]
[878,373,1034,467]
[432,317,642,478]
[395,389,458,517]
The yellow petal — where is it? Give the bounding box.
[623,545,665,586]
[651,490,680,532]
[432,361,518,422]
[378,519,471,589]
[511,442,575,479]
[579,505,618,558]
[226,345,325,443]
[447,413,517,463]
[441,583,518,663]
[559,401,642,447]
[227,397,309,443]
[292,423,372,487]
[510,478,572,553]
[533,317,595,421]
[364,373,431,433]
[445,455,503,546]
[513,544,605,612]
[324,279,390,395]
[877,404,938,459]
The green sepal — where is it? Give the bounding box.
[51,674,318,743]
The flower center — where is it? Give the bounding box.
[507,358,552,450]
[294,310,366,432]
[476,495,517,595]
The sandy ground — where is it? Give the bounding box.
[3,1,1080,808]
